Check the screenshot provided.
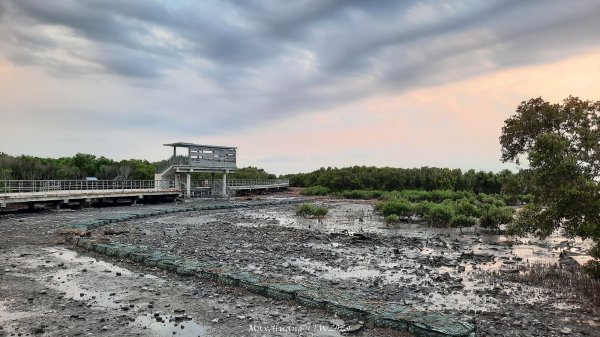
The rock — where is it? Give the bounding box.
[328,319,345,328]
[101,326,108,331]
[340,324,363,333]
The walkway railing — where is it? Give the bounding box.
[0,179,288,199]
[0,180,177,197]
[191,179,289,188]
[226,179,289,188]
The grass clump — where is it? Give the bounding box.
[487,262,600,306]
[296,203,328,217]
[383,214,400,224]
[301,186,331,196]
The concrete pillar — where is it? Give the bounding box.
[222,172,227,197]
[211,173,215,196]
[174,174,180,193]
[186,173,191,198]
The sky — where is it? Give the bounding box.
[1,0,600,175]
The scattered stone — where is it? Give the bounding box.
[340,323,363,333]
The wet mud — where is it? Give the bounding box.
[97,199,600,337]
[0,198,412,337]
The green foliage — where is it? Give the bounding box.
[295,203,328,217]
[453,199,481,217]
[301,185,331,196]
[372,189,518,229]
[285,165,506,194]
[479,205,514,230]
[0,168,12,180]
[476,193,506,207]
[584,243,600,277]
[449,215,477,228]
[384,214,400,224]
[500,96,600,277]
[584,260,600,279]
[374,198,413,218]
[232,166,277,180]
[0,152,157,180]
[413,201,434,217]
[336,189,384,199]
[424,204,455,227]
[0,153,281,183]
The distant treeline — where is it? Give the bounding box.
[0,152,156,180]
[284,166,518,194]
[0,152,278,181]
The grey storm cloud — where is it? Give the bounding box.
[1,0,600,134]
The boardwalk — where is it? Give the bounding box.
[0,179,289,208]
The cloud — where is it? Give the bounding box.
[0,0,599,139]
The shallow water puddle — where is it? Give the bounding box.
[15,247,208,334]
[239,202,386,234]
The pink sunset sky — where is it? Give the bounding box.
[1,1,599,175]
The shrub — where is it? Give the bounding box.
[301,186,331,196]
[583,260,600,279]
[479,205,514,229]
[296,203,329,217]
[338,189,383,199]
[311,206,328,217]
[449,215,477,227]
[454,199,481,217]
[424,204,455,227]
[413,201,434,217]
[384,214,400,224]
[374,198,413,218]
[477,193,507,207]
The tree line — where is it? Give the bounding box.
[0,152,156,180]
[0,153,278,181]
[284,166,517,194]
